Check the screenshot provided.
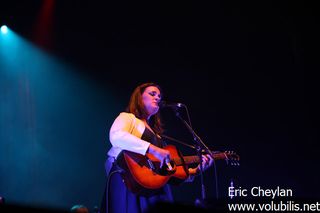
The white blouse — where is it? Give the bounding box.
[107,112,151,159]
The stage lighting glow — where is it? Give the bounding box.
[1,25,8,34]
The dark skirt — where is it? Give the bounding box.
[100,162,173,213]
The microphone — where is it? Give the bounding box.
[159,101,184,109]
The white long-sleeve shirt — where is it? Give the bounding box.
[107,112,151,159]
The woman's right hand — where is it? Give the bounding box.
[147,144,171,168]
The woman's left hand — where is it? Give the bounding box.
[188,154,214,176]
[199,154,214,172]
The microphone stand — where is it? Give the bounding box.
[173,109,213,208]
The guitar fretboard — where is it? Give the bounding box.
[173,152,227,166]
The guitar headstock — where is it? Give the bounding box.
[224,151,240,166]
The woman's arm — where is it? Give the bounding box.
[109,113,171,165]
[109,113,150,155]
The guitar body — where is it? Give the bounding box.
[116,145,189,195]
[115,144,239,195]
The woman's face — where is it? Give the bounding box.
[142,86,161,117]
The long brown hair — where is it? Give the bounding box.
[126,82,163,135]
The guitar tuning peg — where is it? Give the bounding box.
[233,161,240,166]
[229,160,238,166]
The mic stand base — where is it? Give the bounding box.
[195,198,226,211]
[194,198,210,209]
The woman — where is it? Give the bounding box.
[100,82,213,213]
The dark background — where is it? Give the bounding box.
[1,0,319,211]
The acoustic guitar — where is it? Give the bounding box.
[115,145,239,195]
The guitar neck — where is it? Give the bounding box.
[174,152,227,166]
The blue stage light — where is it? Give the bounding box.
[1,25,8,34]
